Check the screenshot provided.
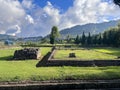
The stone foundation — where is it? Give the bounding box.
[13,48,41,60]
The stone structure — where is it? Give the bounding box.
[69,53,76,58]
[117,56,120,59]
[13,48,41,60]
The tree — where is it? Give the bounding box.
[50,26,60,44]
[81,32,86,45]
[102,32,107,45]
[98,34,102,45]
[75,35,80,44]
[87,32,92,45]
[92,35,98,45]
[114,0,120,6]
[66,34,71,43]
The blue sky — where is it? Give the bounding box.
[19,0,74,13]
[0,0,120,37]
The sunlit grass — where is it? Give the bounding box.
[0,47,120,82]
[54,48,119,60]
[93,47,120,56]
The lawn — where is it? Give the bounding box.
[0,47,120,82]
[93,47,120,57]
[53,48,120,60]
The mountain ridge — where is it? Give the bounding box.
[60,20,120,37]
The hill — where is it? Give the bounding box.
[60,20,120,37]
[0,34,17,41]
[0,34,42,42]
[18,36,43,42]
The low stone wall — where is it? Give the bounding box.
[37,47,120,67]
[46,60,120,66]
[0,80,120,90]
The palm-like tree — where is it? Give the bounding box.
[114,0,120,6]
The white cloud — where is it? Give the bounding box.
[25,15,34,24]
[0,0,35,36]
[22,0,34,9]
[24,1,61,36]
[6,25,21,36]
[28,0,120,36]
[0,0,120,37]
[0,0,25,36]
[59,0,120,29]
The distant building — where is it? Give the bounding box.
[4,40,14,45]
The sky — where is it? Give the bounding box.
[0,0,120,37]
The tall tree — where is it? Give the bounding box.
[103,32,107,45]
[98,34,102,45]
[92,35,98,45]
[81,32,86,45]
[87,32,92,45]
[50,26,60,44]
[75,35,80,44]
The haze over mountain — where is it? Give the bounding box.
[0,34,17,41]
[0,34,42,42]
[60,20,120,37]
[1,19,119,41]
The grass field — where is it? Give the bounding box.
[93,47,120,57]
[54,48,120,60]
[0,47,120,82]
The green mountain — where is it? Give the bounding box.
[60,20,120,38]
[0,34,42,42]
[0,34,17,41]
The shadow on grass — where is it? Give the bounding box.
[0,55,13,61]
[107,51,120,57]
[97,67,120,80]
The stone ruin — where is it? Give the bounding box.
[69,53,76,58]
[13,48,41,60]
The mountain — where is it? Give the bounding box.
[60,20,120,38]
[0,34,42,42]
[18,36,43,42]
[0,34,17,41]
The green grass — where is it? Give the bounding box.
[0,61,120,81]
[93,47,120,57]
[40,47,51,56]
[54,48,119,60]
[0,47,120,82]
[0,47,21,61]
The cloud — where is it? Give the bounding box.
[28,0,120,36]
[0,0,35,36]
[23,1,61,36]
[21,0,34,9]
[0,0,120,37]
[59,0,120,29]
[0,0,25,36]
[25,15,34,24]
[6,25,21,36]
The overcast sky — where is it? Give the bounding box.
[0,0,120,37]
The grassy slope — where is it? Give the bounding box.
[0,47,120,82]
[54,49,118,60]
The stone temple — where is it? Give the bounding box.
[13,48,41,60]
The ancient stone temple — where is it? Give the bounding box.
[13,48,41,60]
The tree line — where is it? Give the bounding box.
[74,23,120,47]
[49,23,120,47]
